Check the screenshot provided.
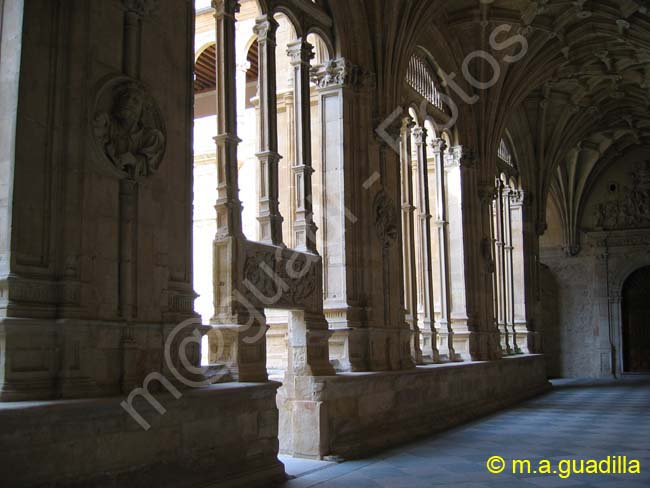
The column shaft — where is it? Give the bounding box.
[431,139,457,361]
[213,0,243,240]
[287,39,317,252]
[254,15,283,245]
[412,127,439,363]
[400,118,422,363]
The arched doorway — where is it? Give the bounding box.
[622,266,650,373]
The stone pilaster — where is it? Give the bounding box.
[476,181,502,361]
[311,58,371,371]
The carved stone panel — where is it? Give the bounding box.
[241,242,322,312]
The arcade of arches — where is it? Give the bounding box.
[1,0,649,486]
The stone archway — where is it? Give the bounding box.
[621,266,650,373]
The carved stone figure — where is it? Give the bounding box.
[593,161,650,230]
[93,81,165,179]
[374,191,398,248]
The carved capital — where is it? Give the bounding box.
[509,189,528,207]
[253,15,279,45]
[445,145,476,169]
[429,137,447,154]
[311,58,374,91]
[411,126,427,145]
[123,0,158,17]
[212,0,240,19]
[287,39,315,66]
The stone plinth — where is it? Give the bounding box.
[0,382,285,488]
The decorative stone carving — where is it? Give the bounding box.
[311,58,375,91]
[92,79,166,180]
[243,247,319,306]
[594,162,650,230]
[374,190,398,248]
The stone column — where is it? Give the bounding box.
[212,0,243,240]
[287,39,317,253]
[254,15,284,245]
[412,126,439,363]
[430,138,458,361]
[504,186,519,353]
[494,179,511,354]
[210,0,268,382]
[510,190,529,352]
[400,117,422,364]
[443,146,472,359]
[475,180,502,361]
[311,58,369,371]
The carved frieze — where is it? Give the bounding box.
[91,78,166,180]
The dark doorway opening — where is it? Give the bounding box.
[622,266,650,373]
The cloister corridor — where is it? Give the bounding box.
[278,379,650,488]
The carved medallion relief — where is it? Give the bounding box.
[91,78,166,180]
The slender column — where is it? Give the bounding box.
[210,0,268,382]
[213,0,243,240]
[494,179,511,354]
[510,190,529,351]
[443,146,472,359]
[287,39,317,252]
[504,186,519,353]
[254,15,283,245]
[412,126,439,363]
[400,117,422,364]
[430,138,458,361]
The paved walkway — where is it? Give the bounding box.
[279,377,650,487]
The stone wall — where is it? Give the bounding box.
[541,231,650,378]
[0,382,284,488]
[541,152,650,378]
[278,355,550,459]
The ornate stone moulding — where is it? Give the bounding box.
[90,76,166,181]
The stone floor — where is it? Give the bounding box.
[279,377,650,487]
